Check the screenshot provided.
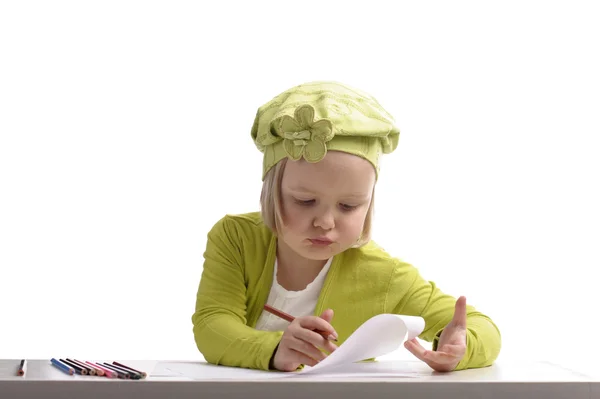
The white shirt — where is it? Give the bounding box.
[255,257,332,332]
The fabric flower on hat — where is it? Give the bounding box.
[279,104,334,162]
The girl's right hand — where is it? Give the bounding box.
[271,309,339,372]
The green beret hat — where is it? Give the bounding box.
[251,81,400,180]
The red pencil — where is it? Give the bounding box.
[263,304,338,342]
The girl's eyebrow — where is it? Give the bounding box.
[288,187,370,200]
[341,193,371,200]
[288,186,317,193]
[290,186,318,194]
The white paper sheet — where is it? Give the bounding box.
[286,360,428,378]
[152,361,289,380]
[154,313,425,380]
[300,313,424,373]
[152,360,430,380]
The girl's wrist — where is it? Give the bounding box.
[269,344,279,370]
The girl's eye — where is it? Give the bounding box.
[295,199,315,206]
[340,204,357,211]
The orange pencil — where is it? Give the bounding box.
[263,304,338,342]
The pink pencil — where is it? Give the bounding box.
[86,361,116,378]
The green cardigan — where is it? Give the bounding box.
[192,212,501,371]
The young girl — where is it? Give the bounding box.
[191,81,501,372]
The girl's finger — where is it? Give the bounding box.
[295,328,338,353]
[405,339,461,368]
[289,338,327,362]
[404,338,428,363]
[322,339,338,354]
[298,316,338,338]
[451,296,468,329]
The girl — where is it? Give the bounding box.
[191,81,501,372]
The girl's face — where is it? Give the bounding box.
[279,150,376,261]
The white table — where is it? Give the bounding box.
[1,359,598,399]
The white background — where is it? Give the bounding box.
[1,1,598,373]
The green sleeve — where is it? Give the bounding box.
[191,216,282,370]
[385,260,501,370]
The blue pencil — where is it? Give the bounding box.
[51,358,74,375]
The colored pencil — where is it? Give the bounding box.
[113,361,147,378]
[17,359,27,376]
[51,358,74,375]
[105,363,132,379]
[78,360,104,376]
[263,304,338,341]
[105,363,142,380]
[99,363,129,379]
[67,358,95,375]
[88,362,116,378]
[61,358,87,375]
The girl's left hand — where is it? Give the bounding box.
[404,296,467,372]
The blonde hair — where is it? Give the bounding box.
[259,158,375,248]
